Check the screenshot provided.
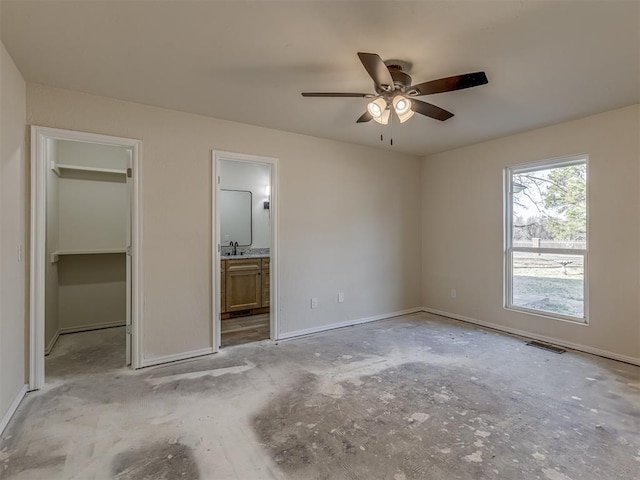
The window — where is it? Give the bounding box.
[505,155,587,323]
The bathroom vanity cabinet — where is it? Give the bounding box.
[220,257,270,316]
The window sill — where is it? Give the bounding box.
[504,305,588,326]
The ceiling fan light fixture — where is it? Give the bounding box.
[367,97,387,119]
[368,103,381,117]
[372,109,390,125]
[393,96,410,115]
[393,95,415,123]
[396,108,415,124]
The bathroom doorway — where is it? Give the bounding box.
[212,151,278,349]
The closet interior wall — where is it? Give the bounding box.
[44,140,129,354]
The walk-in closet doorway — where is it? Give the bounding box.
[30,127,142,389]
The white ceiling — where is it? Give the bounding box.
[2,0,639,156]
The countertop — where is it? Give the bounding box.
[221,253,269,260]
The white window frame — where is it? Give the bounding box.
[504,154,589,324]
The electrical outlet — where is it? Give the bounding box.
[337,292,344,303]
[311,297,318,309]
[451,289,457,299]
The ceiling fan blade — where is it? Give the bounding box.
[357,52,394,92]
[356,111,373,123]
[410,72,488,96]
[411,99,454,121]
[302,92,375,98]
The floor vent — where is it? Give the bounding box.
[526,340,566,354]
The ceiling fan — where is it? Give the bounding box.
[302,52,488,125]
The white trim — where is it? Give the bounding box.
[212,157,220,352]
[504,303,589,326]
[30,129,46,389]
[508,153,588,173]
[422,307,640,367]
[130,140,143,369]
[510,246,587,256]
[504,154,589,325]
[30,126,144,390]
[278,307,423,340]
[212,151,279,349]
[59,321,125,335]
[44,329,60,356]
[0,385,28,436]
[140,348,215,368]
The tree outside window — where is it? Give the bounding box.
[506,157,587,322]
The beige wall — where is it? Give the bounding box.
[58,176,127,252]
[421,105,640,361]
[58,253,126,332]
[27,84,422,363]
[47,140,128,337]
[56,139,128,170]
[56,139,129,253]
[0,43,27,424]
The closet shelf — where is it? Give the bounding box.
[51,249,127,263]
[51,161,127,177]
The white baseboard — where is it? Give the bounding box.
[44,329,60,356]
[0,384,28,436]
[140,347,215,368]
[277,307,423,341]
[139,307,423,367]
[422,307,640,367]
[59,321,125,335]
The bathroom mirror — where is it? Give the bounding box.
[220,189,252,246]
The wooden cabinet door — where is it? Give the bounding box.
[226,259,262,311]
[220,260,227,313]
[261,258,270,308]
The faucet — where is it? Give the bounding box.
[230,241,238,256]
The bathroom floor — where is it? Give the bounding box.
[221,313,270,347]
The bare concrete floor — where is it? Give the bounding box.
[46,327,126,379]
[1,313,639,480]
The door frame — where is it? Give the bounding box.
[29,126,143,389]
[212,150,279,351]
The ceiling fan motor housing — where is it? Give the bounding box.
[387,65,412,91]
